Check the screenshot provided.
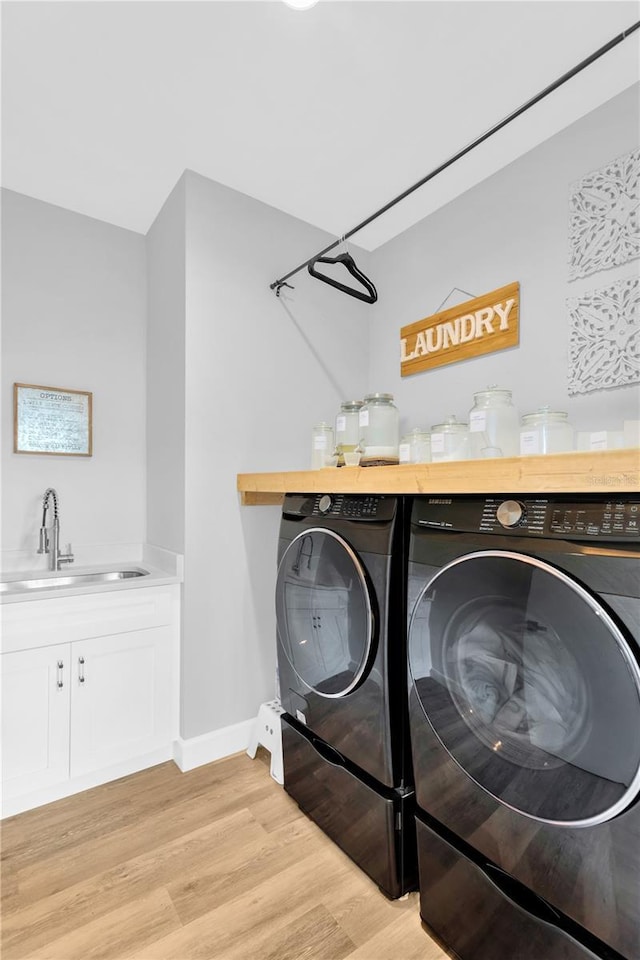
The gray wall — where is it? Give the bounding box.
[146,176,186,556]
[153,171,370,739]
[368,85,640,434]
[1,190,147,562]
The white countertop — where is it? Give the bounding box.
[0,546,183,604]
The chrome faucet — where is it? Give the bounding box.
[37,488,74,571]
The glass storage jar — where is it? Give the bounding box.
[359,393,399,463]
[468,386,519,459]
[430,416,470,462]
[519,407,574,455]
[335,400,363,465]
[311,421,334,469]
[400,428,431,464]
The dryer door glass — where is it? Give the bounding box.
[276,529,374,698]
[408,550,640,825]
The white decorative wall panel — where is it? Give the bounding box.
[567,277,640,395]
[568,149,640,280]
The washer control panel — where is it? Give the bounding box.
[549,500,640,538]
[480,498,547,535]
[414,496,640,541]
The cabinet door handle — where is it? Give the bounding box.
[57,660,64,688]
[78,656,85,683]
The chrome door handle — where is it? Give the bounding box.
[78,656,85,683]
[57,660,64,688]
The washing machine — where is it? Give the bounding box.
[407,494,640,960]
[276,492,415,898]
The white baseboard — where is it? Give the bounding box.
[173,717,255,772]
[1,745,174,819]
[2,719,258,818]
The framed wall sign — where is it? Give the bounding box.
[14,383,93,456]
[400,281,520,377]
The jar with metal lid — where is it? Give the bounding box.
[311,421,334,469]
[519,407,574,455]
[359,393,399,464]
[335,400,363,465]
[468,385,519,459]
[400,428,431,464]
[430,416,470,462]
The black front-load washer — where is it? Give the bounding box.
[276,492,415,898]
[407,494,640,960]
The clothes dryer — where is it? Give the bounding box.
[276,493,415,898]
[407,494,640,960]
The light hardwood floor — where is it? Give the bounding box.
[1,750,450,960]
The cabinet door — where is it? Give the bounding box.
[1,644,70,799]
[70,627,173,778]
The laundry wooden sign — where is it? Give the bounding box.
[400,281,520,376]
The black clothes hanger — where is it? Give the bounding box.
[308,252,378,304]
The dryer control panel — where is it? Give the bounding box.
[282,493,396,522]
[414,495,640,541]
[311,494,391,520]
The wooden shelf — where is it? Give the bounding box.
[237,449,640,505]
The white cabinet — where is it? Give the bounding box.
[1,644,70,796]
[1,585,179,815]
[71,627,173,777]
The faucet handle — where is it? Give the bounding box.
[58,544,75,566]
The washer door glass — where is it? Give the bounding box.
[409,551,640,825]
[276,529,374,698]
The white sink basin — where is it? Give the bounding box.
[0,569,150,594]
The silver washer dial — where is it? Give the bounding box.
[496,499,525,528]
[318,495,332,514]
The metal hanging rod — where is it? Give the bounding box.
[270,20,640,296]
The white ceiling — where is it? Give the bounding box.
[2,0,639,249]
